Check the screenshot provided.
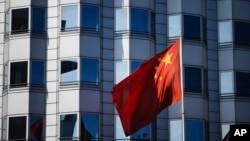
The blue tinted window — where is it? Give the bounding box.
[115,8,128,31]
[131,126,150,140]
[81,59,99,85]
[219,21,232,44]
[168,15,181,38]
[61,59,78,84]
[31,61,45,86]
[131,8,148,33]
[236,72,250,96]
[184,15,201,40]
[131,61,143,73]
[61,5,78,31]
[11,8,29,34]
[186,120,203,141]
[234,21,250,46]
[80,114,99,140]
[32,8,45,33]
[185,67,202,92]
[60,114,77,140]
[30,116,43,140]
[81,5,99,32]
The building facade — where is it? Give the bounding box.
[0,0,250,140]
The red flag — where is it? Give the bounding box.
[30,118,43,140]
[112,39,182,136]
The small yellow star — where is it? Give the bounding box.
[162,53,173,67]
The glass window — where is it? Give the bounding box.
[10,61,28,87]
[9,116,27,140]
[5,10,10,34]
[80,114,99,140]
[61,5,78,31]
[236,72,250,96]
[184,15,201,40]
[81,58,99,85]
[186,120,203,141]
[170,120,182,141]
[81,5,99,32]
[185,67,202,92]
[131,126,150,140]
[131,61,143,73]
[220,72,234,95]
[11,8,29,34]
[2,118,7,141]
[60,114,77,140]
[234,21,250,46]
[131,8,148,33]
[30,116,43,140]
[115,61,128,84]
[115,116,127,140]
[61,59,78,84]
[168,15,181,38]
[218,21,232,44]
[31,61,45,86]
[115,8,128,31]
[221,124,230,140]
[32,8,45,33]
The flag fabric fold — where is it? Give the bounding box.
[112,39,182,136]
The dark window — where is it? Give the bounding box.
[81,59,99,85]
[185,67,202,92]
[9,116,26,141]
[10,61,28,87]
[184,15,201,40]
[60,59,78,84]
[11,8,29,34]
[80,114,99,140]
[234,21,250,46]
[131,8,148,33]
[60,114,77,140]
[31,61,45,86]
[186,120,204,141]
[61,5,78,31]
[81,5,99,32]
[236,72,250,96]
[32,8,45,33]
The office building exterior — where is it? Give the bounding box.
[0,0,250,140]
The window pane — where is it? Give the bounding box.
[115,61,128,84]
[31,61,45,86]
[9,116,27,140]
[82,5,99,32]
[5,10,10,33]
[220,72,234,94]
[11,8,29,34]
[168,15,181,38]
[185,67,202,92]
[221,124,230,140]
[218,21,232,44]
[186,120,203,141]
[81,59,99,85]
[30,116,43,140]
[80,114,99,140]
[236,72,250,96]
[32,8,45,33]
[184,15,201,40]
[115,8,128,31]
[60,114,77,140]
[10,61,28,87]
[2,118,7,140]
[131,126,150,140]
[131,61,143,73]
[61,5,78,31]
[170,120,182,141]
[61,59,78,84]
[234,21,250,46]
[115,116,127,140]
[131,8,148,33]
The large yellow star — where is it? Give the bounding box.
[162,53,173,67]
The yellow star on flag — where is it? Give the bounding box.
[162,53,173,67]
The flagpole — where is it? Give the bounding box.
[180,33,185,141]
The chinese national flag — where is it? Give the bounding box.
[112,39,182,136]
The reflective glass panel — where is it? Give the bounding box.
[170,120,182,141]
[221,124,230,140]
[186,120,203,141]
[115,116,127,140]
[31,61,45,86]
[168,15,181,38]
[9,116,27,140]
[81,59,99,85]
[61,59,78,84]
[115,61,128,84]
[220,72,234,95]
[5,10,10,33]
[218,21,232,44]
[10,61,28,87]
[115,8,128,31]
[81,5,99,31]
[11,8,29,34]
[60,114,77,140]
[236,72,250,96]
[184,15,201,40]
[131,8,148,33]
[80,114,99,140]
[185,67,202,92]
[234,21,250,46]
[61,5,78,31]
[131,126,150,140]
[131,61,143,73]
[30,116,43,140]
[32,8,45,33]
